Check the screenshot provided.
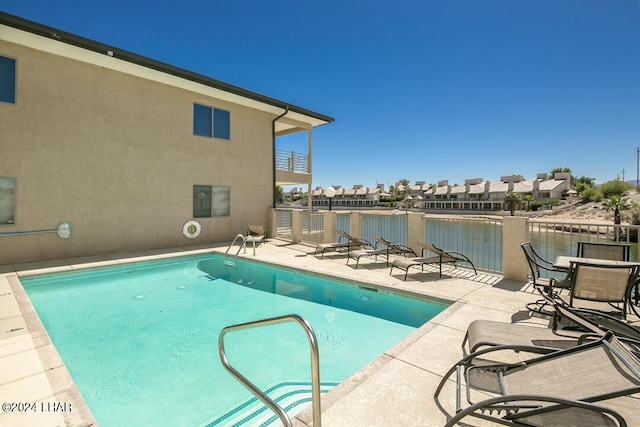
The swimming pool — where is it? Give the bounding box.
[21,254,448,426]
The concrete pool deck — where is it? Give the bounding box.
[1,239,638,426]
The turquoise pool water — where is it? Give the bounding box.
[21,254,447,426]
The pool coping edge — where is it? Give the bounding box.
[8,274,97,427]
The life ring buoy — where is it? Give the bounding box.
[182,220,201,239]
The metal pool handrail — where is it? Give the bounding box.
[218,314,322,427]
[224,233,246,266]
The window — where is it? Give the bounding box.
[0,177,16,225]
[193,103,230,140]
[193,185,230,217]
[213,108,230,139]
[0,56,16,104]
[193,185,212,217]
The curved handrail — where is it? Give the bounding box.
[218,314,321,427]
[224,234,246,266]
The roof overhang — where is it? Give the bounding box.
[0,12,334,134]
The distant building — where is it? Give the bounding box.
[312,173,572,211]
[312,185,381,208]
[422,173,571,210]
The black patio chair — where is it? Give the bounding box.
[577,241,630,261]
[521,241,570,315]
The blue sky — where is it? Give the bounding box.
[3,1,639,190]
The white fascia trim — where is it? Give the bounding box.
[1,24,327,128]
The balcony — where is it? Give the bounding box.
[275,149,310,185]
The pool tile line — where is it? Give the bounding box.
[207,380,339,424]
[0,244,227,278]
[205,381,340,427]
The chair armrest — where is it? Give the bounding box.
[391,244,417,257]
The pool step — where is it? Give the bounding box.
[204,381,338,427]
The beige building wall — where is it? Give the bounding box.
[0,40,275,264]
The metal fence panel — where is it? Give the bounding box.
[528,220,639,268]
[336,213,351,238]
[301,211,325,244]
[361,213,408,246]
[424,217,503,273]
[276,210,292,240]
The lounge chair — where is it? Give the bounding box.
[463,319,596,355]
[554,304,640,342]
[464,290,640,354]
[346,235,416,269]
[313,230,372,259]
[463,292,611,354]
[435,332,640,427]
[389,242,476,280]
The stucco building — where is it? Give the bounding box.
[0,13,332,264]
[422,173,572,210]
[313,173,572,211]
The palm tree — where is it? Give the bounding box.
[602,195,630,240]
[503,192,522,216]
[523,194,535,211]
[602,195,630,224]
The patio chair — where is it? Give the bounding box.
[521,241,571,315]
[245,225,266,244]
[347,235,416,269]
[389,242,477,280]
[629,280,640,318]
[435,332,640,427]
[577,241,630,261]
[313,230,373,259]
[557,261,640,319]
[243,225,266,255]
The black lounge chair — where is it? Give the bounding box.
[313,230,373,259]
[347,235,416,269]
[389,242,476,280]
[463,318,595,355]
[463,290,640,355]
[435,331,640,427]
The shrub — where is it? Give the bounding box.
[530,201,543,211]
[580,187,602,203]
[600,180,631,198]
[380,195,406,203]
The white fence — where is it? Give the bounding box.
[273,209,639,276]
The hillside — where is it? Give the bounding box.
[534,189,640,223]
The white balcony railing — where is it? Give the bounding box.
[276,150,309,174]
